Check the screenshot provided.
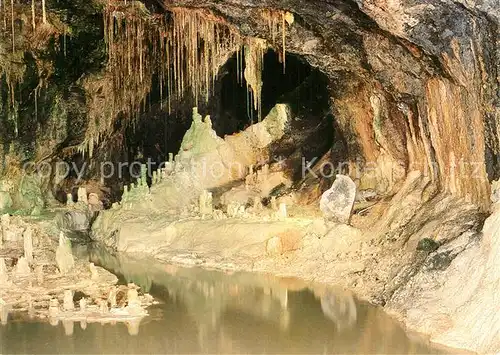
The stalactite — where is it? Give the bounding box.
[41,0,46,24]
[260,9,294,73]
[10,0,14,52]
[31,0,35,30]
[165,8,241,104]
[244,37,267,121]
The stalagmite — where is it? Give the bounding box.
[23,226,34,263]
[199,190,213,216]
[0,300,10,325]
[271,196,278,210]
[63,290,74,311]
[253,197,263,212]
[108,288,117,308]
[77,187,88,205]
[66,193,74,206]
[56,232,74,274]
[99,300,108,314]
[79,298,87,312]
[14,257,30,277]
[49,298,59,318]
[0,258,8,284]
[89,262,99,280]
[279,203,288,219]
[35,265,43,285]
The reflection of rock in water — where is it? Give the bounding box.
[320,291,357,330]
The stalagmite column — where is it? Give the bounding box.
[279,203,288,219]
[49,298,59,319]
[271,196,278,210]
[56,232,75,274]
[108,288,117,308]
[35,265,43,285]
[14,257,31,277]
[23,226,34,263]
[79,298,86,312]
[199,190,213,215]
[66,193,74,206]
[89,263,99,280]
[0,300,10,325]
[63,290,74,311]
[0,258,8,284]
[77,187,88,205]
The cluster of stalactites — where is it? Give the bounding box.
[167,7,242,106]
[0,0,61,137]
[82,2,243,156]
[84,3,295,155]
[244,37,267,122]
[259,9,294,73]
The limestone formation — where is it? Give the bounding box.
[108,288,117,308]
[89,262,99,280]
[79,298,87,312]
[66,193,74,206]
[35,265,44,285]
[49,298,60,318]
[270,196,278,211]
[77,187,88,205]
[0,258,9,284]
[63,290,74,311]
[278,203,288,219]
[14,257,31,277]
[199,190,213,216]
[320,175,356,224]
[23,227,34,263]
[56,232,75,274]
[88,193,104,212]
[0,300,9,325]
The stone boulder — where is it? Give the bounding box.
[320,175,356,224]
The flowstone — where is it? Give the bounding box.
[320,175,356,224]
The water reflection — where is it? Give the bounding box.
[0,246,443,354]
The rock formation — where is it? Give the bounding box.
[56,232,75,274]
[320,175,357,224]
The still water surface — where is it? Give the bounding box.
[1,246,443,354]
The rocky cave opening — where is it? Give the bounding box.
[56,46,334,206]
[0,0,499,353]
